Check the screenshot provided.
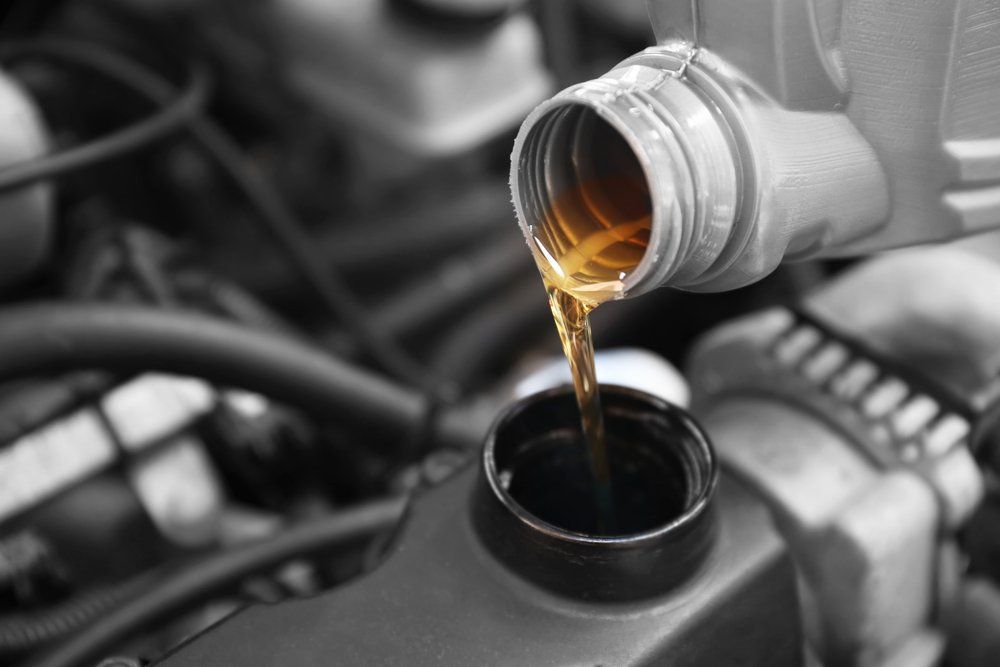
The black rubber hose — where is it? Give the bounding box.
[535,0,581,87]
[430,277,549,386]
[217,181,517,301]
[172,270,302,338]
[0,581,144,657]
[1,40,437,394]
[325,234,532,353]
[945,578,1000,667]
[186,103,439,393]
[317,182,515,274]
[371,234,531,336]
[27,496,408,667]
[0,303,428,441]
[0,58,209,194]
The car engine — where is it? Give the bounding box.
[0,1,998,665]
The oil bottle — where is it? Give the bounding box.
[512,0,1000,294]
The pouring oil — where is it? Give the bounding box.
[527,112,653,529]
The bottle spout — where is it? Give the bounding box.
[510,46,890,294]
[509,56,741,298]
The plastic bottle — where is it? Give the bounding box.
[510,0,1000,294]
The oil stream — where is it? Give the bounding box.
[527,109,653,531]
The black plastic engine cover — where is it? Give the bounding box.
[156,465,801,665]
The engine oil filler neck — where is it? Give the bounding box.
[474,385,718,601]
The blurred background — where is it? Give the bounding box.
[0,1,844,664]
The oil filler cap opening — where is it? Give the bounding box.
[473,385,718,601]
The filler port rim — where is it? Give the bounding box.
[481,383,719,547]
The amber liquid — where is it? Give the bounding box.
[528,111,653,527]
[544,285,609,481]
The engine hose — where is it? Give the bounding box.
[0,59,209,194]
[171,270,302,339]
[945,578,1000,667]
[0,39,441,396]
[28,496,407,667]
[0,303,429,442]
[430,277,550,387]
[370,234,532,337]
[0,580,146,657]
[325,233,532,355]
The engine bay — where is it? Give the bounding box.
[0,1,999,665]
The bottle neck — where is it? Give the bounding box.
[510,51,742,298]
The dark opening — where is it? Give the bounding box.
[488,387,713,538]
[570,107,653,228]
[504,430,687,535]
[520,104,654,286]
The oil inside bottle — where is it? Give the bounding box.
[528,107,653,530]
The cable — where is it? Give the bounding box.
[0,303,428,441]
[945,578,1000,667]
[371,234,530,336]
[535,0,581,87]
[0,54,208,193]
[28,496,408,667]
[172,269,302,338]
[430,277,549,386]
[0,580,145,657]
[0,40,439,395]
[326,233,531,353]
[313,181,514,274]
[223,180,516,310]
[188,101,441,395]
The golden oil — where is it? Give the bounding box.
[528,114,652,501]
